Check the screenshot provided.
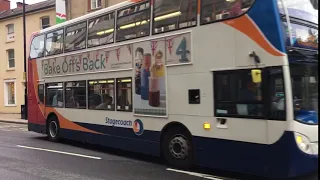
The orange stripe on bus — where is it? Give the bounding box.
[46,108,103,135]
[31,60,101,134]
[31,60,46,115]
[223,15,284,57]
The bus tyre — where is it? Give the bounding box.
[162,127,195,169]
[47,116,60,142]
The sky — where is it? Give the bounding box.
[10,0,46,9]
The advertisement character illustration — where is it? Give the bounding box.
[149,64,160,107]
[153,50,165,96]
[135,47,144,95]
[141,53,151,100]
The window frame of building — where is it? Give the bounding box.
[200,0,255,25]
[64,81,87,109]
[153,0,198,34]
[116,77,133,112]
[6,24,14,34]
[41,16,51,29]
[89,0,102,10]
[4,79,16,107]
[7,49,15,69]
[213,67,286,120]
[88,79,115,111]
[116,1,151,42]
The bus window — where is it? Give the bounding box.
[116,78,132,112]
[116,1,150,41]
[38,84,45,104]
[65,21,87,52]
[45,29,64,56]
[214,69,264,118]
[201,0,255,24]
[65,81,87,109]
[88,79,115,110]
[88,12,115,48]
[29,34,45,59]
[153,0,197,34]
[46,83,64,108]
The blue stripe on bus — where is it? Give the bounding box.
[247,0,286,53]
[194,131,318,178]
[29,122,317,178]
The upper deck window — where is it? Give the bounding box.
[29,34,45,59]
[201,0,254,24]
[153,0,197,34]
[45,29,64,56]
[65,21,87,52]
[116,1,150,41]
[88,12,115,48]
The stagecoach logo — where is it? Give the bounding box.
[105,117,144,136]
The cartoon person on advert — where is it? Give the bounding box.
[141,53,152,100]
[135,47,144,95]
[152,50,166,96]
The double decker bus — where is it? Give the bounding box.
[27,0,318,178]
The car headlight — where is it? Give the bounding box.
[294,132,313,155]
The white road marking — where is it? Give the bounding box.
[166,168,231,180]
[17,145,102,160]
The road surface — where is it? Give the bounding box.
[0,122,317,180]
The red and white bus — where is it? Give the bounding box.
[28,0,318,178]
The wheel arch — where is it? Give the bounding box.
[46,112,59,133]
[160,121,193,148]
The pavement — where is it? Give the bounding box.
[0,114,27,124]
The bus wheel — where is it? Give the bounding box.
[47,116,60,142]
[162,127,195,169]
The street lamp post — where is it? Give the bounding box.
[23,0,28,120]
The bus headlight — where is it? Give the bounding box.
[294,132,313,155]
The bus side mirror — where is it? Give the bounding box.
[251,69,262,83]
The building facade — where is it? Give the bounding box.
[66,0,126,20]
[0,0,55,114]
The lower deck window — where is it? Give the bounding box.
[116,78,132,112]
[214,69,264,117]
[46,83,64,107]
[214,67,286,120]
[88,79,115,111]
[65,81,86,109]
